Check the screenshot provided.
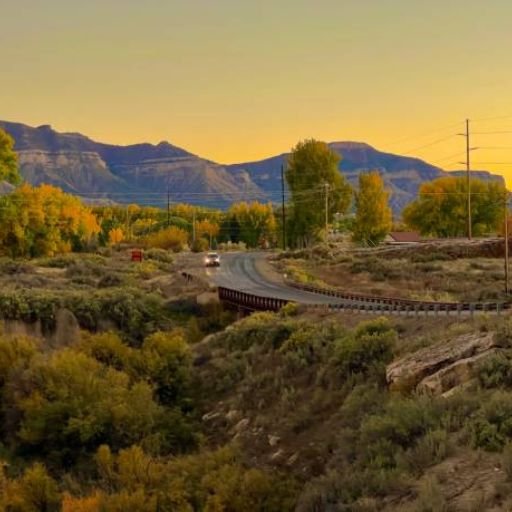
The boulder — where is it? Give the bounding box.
[416,349,500,395]
[387,332,499,393]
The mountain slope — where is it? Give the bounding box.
[0,121,263,207]
[0,121,504,212]
[226,142,494,213]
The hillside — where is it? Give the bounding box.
[0,121,263,208]
[0,121,505,213]
[227,142,505,213]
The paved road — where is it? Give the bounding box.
[206,252,346,305]
[190,252,502,315]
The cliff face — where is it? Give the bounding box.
[1,121,505,212]
[0,121,263,207]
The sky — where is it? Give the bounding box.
[2,0,512,183]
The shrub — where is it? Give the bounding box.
[495,319,512,347]
[191,238,209,253]
[478,354,512,389]
[398,429,451,476]
[218,313,296,352]
[503,442,512,481]
[144,227,188,252]
[360,397,439,469]
[469,391,512,451]
[145,248,174,263]
[414,476,447,512]
[332,318,396,379]
[280,302,299,317]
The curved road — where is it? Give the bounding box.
[205,252,346,305]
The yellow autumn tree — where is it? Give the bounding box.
[0,183,100,257]
[62,492,101,512]
[195,219,220,248]
[228,201,277,247]
[352,172,392,245]
[108,227,125,246]
[144,226,188,252]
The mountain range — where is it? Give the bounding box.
[0,121,504,213]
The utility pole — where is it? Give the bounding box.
[324,182,330,238]
[192,209,196,244]
[167,172,170,227]
[506,192,509,295]
[458,119,476,240]
[465,118,472,240]
[280,163,286,250]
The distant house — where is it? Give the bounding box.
[385,231,422,245]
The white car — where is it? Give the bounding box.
[204,252,221,267]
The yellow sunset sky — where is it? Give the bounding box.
[2,1,512,183]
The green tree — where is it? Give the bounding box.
[227,202,277,247]
[352,171,392,245]
[286,139,352,247]
[403,176,505,237]
[0,128,21,185]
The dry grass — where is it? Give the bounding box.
[279,252,508,302]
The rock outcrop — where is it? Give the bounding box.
[387,332,502,395]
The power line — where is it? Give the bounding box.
[472,130,512,135]
[401,134,457,156]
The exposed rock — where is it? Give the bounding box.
[225,410,241,423]
[232,418,249,434]
[268,435,281,447]
[202,411,221,422]
[270,449,284,461]
[50,308,80,348]
[387,332,499,392]
[286,452,299,466]
[416,349,500,395]
[197,291,219,306]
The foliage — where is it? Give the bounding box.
[144,248,173,264]
[195,219,220,248]
[0,184,100,257]
[333,317,396,378]
[478,354,512,389]
[191,237,209,252]
[108,227,124,246]
[469,391,512,451]
[403,176,506,237]
[286,139,352,247]
[0,127,21,185]
[225,201,277,247]
[352,171,393,245]
[0,287,168,341]
[2,463,61,511]
[143,226,188,252]
[218,312,297,352]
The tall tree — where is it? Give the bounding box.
[227,201,276,247]
[0,128,21,185]
[352,171,392,245]
[286,139,352,247]
[403,176,505,237]
[195,219,220,248]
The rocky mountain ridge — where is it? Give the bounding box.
[0,121,504,212]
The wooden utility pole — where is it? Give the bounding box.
[324,182,330,237]
[281,163,286,250]
[167,172,170,227]
[192,209,196,243]
[506,192,509,295]
[465,119,472,240]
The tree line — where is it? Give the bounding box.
[0,127,508,258]
[284,138,507,246]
